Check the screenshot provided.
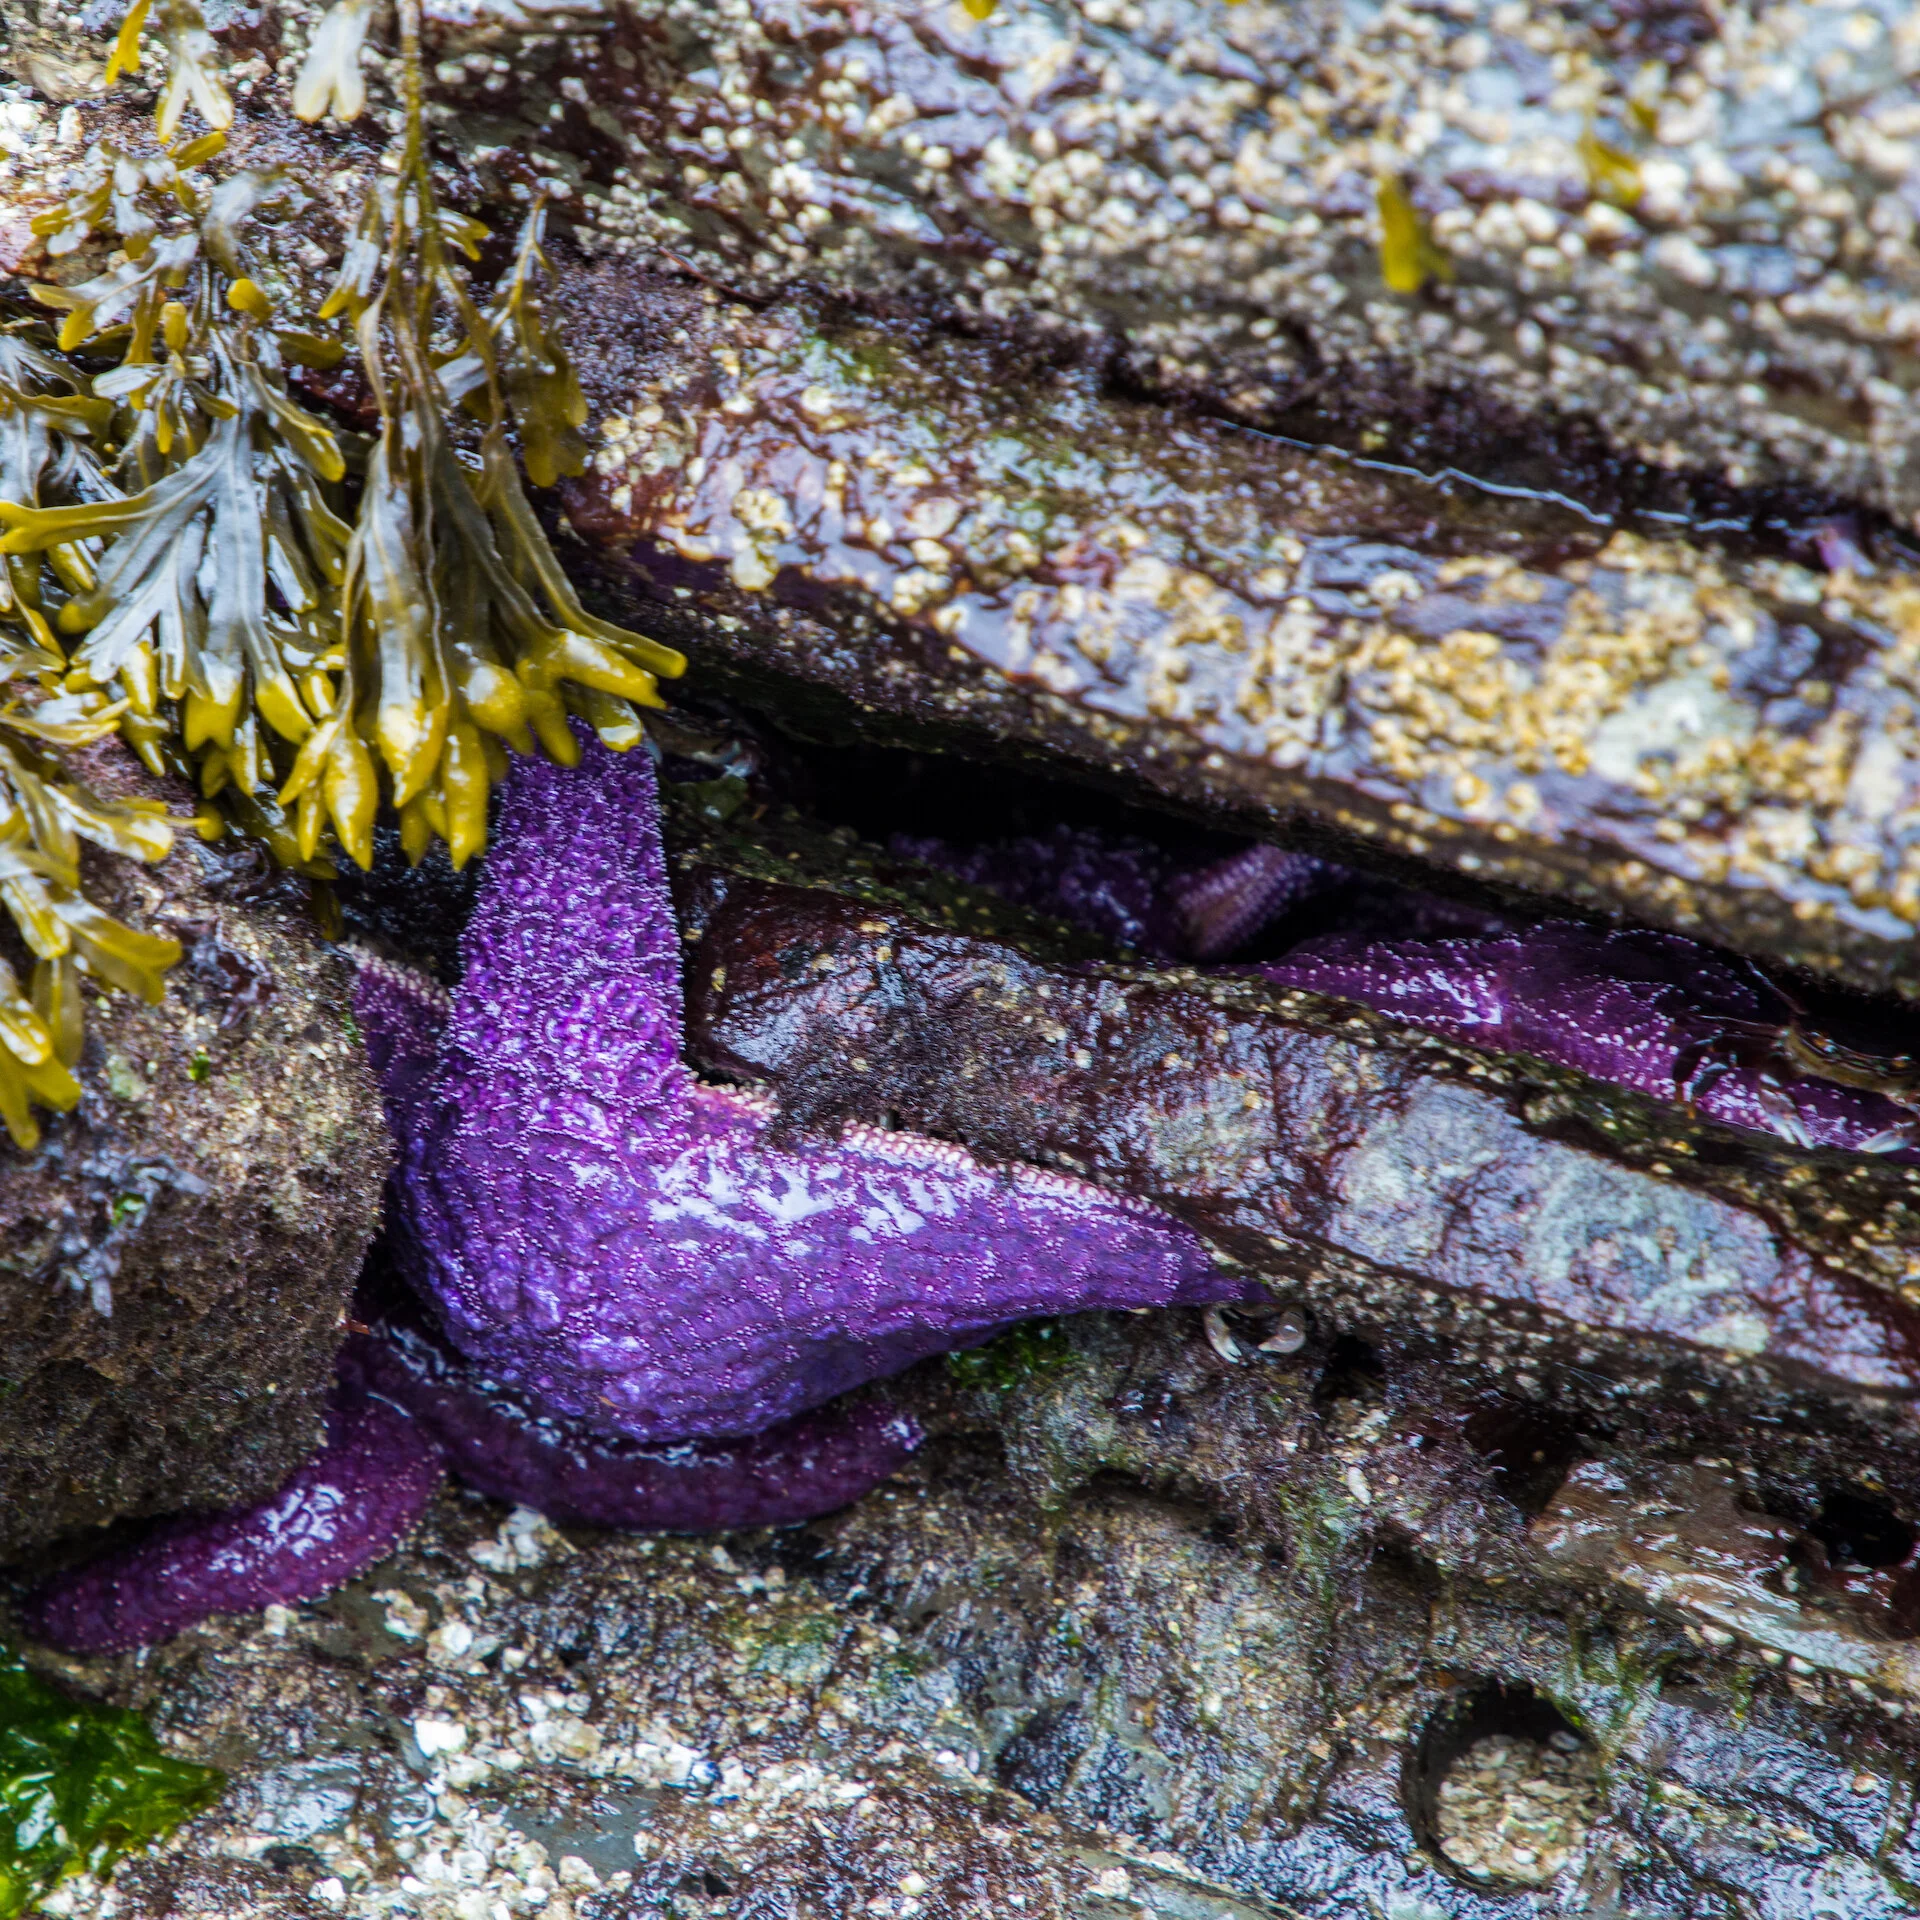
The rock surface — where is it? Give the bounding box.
[558,270,1920,1000]
[11,0,1920,1000]
[672,809,1920,1436]
[20,752,1920,1915]
[0,746,389,1564]
[25,1309,1920,1920]
[508,0,1920,534]
[4,5,1920,1915]
[18,0,1920,527]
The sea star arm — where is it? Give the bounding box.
[895,827,1331,961]
[1258,924,1918,1156]
[1165,843,1329,960]
[381,735,1249,1444]
[341,1287,924,1533]
[20,1302,925,1652]
[19,1385,444,1654]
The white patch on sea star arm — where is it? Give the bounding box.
[749,1165,847,1227]
[858,1190,929,1238]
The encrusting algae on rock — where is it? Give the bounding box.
[0,0,683,1141]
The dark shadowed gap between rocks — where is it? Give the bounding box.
[1127,357,1920,582]
[338,682,1920,1078]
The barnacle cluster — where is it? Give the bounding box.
[0,0,684,1144]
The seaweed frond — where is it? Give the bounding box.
[21,0,686,844]
[0,0,684,1143]
[6,148,353,797]
[284,4,683,870]
[0,340,181,1149]
[0,677,177,1148]
[103,0,234,143]
[0,1640,224,1915]
[40,0,684,874]
[1375,175,1453,296]
[286,100,683,870]
[291,0,377,124]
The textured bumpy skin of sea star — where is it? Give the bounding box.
[20,1302,925,1653]
[1163,843,1331,960]
[340,1290,924,1533]
[893,828,1330,961]
[1260,924,1918,1156]
[374,729,1244,1444]
[18,1387,443,1654]
[903,822,1916,1156]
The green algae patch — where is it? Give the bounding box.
[0,1648,222,1916]
[946,1319,1074,1395]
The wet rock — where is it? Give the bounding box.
[668,828,1920,1486]
[33,1312,1920,1920]
[105,1856,330,1920]
[1532,1457,1920,1700]
[12,17,1920,999]
[490,0,1920,536]
[0,745,388,1564]
[19,0,1920,528]
[558,272,1920,999]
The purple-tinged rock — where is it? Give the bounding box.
[341,1295,922,1533]
[559,275,1920,1001]
[19,1386,443,1654]
[1258,923,1919,1158]
[370,731,1245,1446]
[683,871,1920,1400]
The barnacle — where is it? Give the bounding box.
[0,0,683,1143]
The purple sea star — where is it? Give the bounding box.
[18,1384,443,1655]
[895,820,1916,1159]
[23,1313,924,1654]
[893,827,1330,960]
[23,730,1245,1652]
[339,1284,924,1535]
[1163,842,1331,960]
[1259,923,1920,1157]
[380,729,1245,1444]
